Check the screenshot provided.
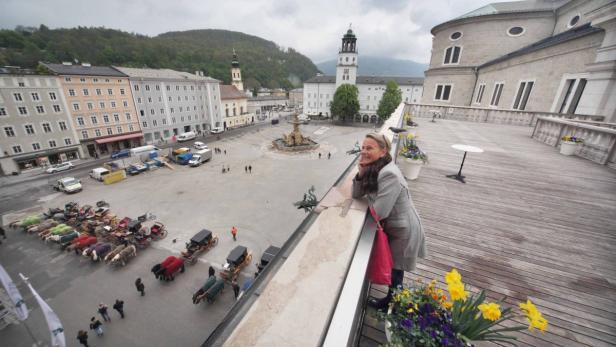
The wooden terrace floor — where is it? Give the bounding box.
[359,119,616,347]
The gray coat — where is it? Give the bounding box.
[352,161,426,271]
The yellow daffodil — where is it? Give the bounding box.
[442,301,453,310]
[445,269,462,285]
[448,281,468,301]
[519,299,548,332]
[478,302,501,321]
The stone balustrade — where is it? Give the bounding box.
[532,116,616,166]
[408,103,605,126]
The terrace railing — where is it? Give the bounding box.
[409,103,605,126]
[532,116,616,167]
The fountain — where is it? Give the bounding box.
[272,113,319,152]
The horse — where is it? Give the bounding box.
[104,244,126,263]
[111,245,137,266]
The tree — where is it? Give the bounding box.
[330,84,360,121]
[377,81,402,122]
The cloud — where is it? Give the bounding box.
[0,0,508,64]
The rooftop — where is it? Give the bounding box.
[220,85,247,100]
[40,62,127,77]
[113,66,219,82]
[304,75,424,85]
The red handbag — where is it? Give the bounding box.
[366,206,393,285]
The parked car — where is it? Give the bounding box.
[177,131,196,142]
[52,177,82,194]
[188,155,204,167]
[46,162,73,174]
[89,167,110,181]
[126,163,147,175]
[210,127,224,134]
[111,149,131,159]
[193,141,208,150]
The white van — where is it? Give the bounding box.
[210,127,224,134]
[130,145,160,158]
[89,167,110,181]
[189,149,212,167]
[177,131,196,142]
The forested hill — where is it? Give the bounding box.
[0,25,320,90]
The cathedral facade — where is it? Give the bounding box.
[303,29,424,121]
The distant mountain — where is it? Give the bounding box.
[0,25,319,90]
[316,56,427,77]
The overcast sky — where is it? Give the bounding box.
[1,0,509,64]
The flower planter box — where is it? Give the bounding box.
[560,141,579,156]
[398,157,424,180]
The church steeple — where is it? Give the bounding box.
[230,48,244,91]
[336,25,358,89]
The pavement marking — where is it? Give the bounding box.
[313,127,330,136]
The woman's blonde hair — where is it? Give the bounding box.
[366,132,391,153]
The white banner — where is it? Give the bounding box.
[26,281,65,347]
[0,264,28,321]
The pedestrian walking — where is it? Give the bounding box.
[77,330,89,347]
[318,153,321,159]
[209,266,215,277]
[0,226,5,245]
[245,165,248,173]
[135,278,145,296]
[113,299,124,319]
[90,317,104,336]
[227,165,230,172]
[231,226,238,241]
[98,303,111,322]
[224,149,227,155]
[222,166,226,174]
[328,152,331,159]
[248,165,252,174]
[232,279,240,299]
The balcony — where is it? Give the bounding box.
[203,104,616,347]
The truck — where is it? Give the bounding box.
[188,149,212,167]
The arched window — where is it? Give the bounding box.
[443,46,461,64]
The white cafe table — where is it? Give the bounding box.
[446,144,484,183]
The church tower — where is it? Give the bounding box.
[231,49,244,91]
[335,26,358,89]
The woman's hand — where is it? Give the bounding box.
[357,163,367,178]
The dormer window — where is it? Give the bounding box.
[443,46,461,65]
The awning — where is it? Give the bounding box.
[95,132,143,145]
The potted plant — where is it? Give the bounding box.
[560,135,583,156]
[382,269,548,347]
[398,133,427,180]
[405,112,418,128]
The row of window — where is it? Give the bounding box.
[75,113,133,127]
[138,104,203,117]
[9,138,74,154]
[3,121,69,138]
[141,114,204,128]
[80,125,134,139]
[68,88,125,97]
[0,104,63,116]
[10,91,58,102]
[65,77,123,83]
[134,84,208,92]
[137,95,204,104]
[434,80,535,110]
[71,100,129,111]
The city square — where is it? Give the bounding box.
[0,122,371,346]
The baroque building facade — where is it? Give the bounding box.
[303,28,424,121]
[114,67,222,143]
[422,0,616,122]
[0,68,82,174]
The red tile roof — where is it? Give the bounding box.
[220,85,246,100]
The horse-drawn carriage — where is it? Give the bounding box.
[82,242,113,261]
[151,256,185,281]
[149,222,168,241]
[257,245,281,275]
[192,276,224,304]
[220,246,252,282]
[181,229,218,264]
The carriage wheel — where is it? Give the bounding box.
[190,257,197,265]
[159,229,168,240]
